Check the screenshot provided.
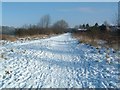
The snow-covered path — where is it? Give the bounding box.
[0,33,120,88]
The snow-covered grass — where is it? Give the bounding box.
[0,33,120,88]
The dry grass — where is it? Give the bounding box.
[72,33,98,47]
[0,33,58,42]
[0,34,17,41]
[16,33,58,40]
[17,34,49,39]
[72,32,120,50]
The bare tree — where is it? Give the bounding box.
[74,25,79,29]
[118,1,120,27]
[113,2,120,27]
[104,21,109,27]
[112,13,118,28]
[22,24,30,29]
[38,15,51,28]
[53,19,68,30]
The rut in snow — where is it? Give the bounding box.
[0,33,119,88]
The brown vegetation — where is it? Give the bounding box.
[0,34,17,41]
[15,24,68,37]
[72,30,120,50]
[0,33,58,42]
[15,15,68,37]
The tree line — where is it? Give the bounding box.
[73,21,120,49]
[15,15,69,36]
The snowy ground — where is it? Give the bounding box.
[0,33,120,88]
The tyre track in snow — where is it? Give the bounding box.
[0,33,120,88]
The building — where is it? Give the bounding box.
[77,28,87,31]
